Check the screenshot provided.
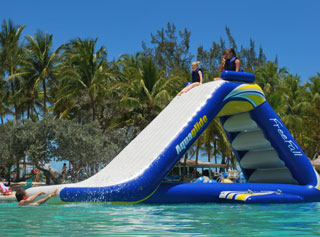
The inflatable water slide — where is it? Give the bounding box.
[27,71,320,204]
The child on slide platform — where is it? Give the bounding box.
[178,61,203,96]
[213,48,241,81]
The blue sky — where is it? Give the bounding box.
[1,0,319,82]
[1,1,319,171]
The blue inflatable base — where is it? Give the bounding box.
[141,182,320,204]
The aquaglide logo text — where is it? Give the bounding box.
[270,118,302,156]
[176,115,208,155]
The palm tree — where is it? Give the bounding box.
[19,73,42,120]
[0,75,10,123]
[23,30,62,115]
[54,38,109,122]
[0,19,26,120]
[113,53,184,128]
[300,74,320,158]
[276,74,305,142]
[0,60,7,123]
[254,62,288,103]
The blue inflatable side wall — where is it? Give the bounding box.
[250,102,319,187]
[219,101,320,188]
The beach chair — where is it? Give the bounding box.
[0,182,12,195]
[23,178,33,189]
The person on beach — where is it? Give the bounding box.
[33,168,40,182]
[178,61,203,96]
[16,188,58,206]
[62,163,67,183]
[213,48,241,81]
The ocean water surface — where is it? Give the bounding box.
[1,201,320,236]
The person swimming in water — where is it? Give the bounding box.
[16,188,58,206]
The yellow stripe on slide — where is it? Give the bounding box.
[237,84,263,92]
[111,185,160,205]
[235,192,274,202]
[245,94,266,105]
[218,101,254,117]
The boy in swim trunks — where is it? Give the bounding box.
[16,188,58,206]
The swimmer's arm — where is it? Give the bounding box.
[25,192,45,202]
[30,189,58,206]
[30,195,50,206]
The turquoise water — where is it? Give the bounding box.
[1,201,320,236]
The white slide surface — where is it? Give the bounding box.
[27,80,226,198]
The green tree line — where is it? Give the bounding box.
[0,20,319,182]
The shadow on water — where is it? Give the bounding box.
[1,201,320,235]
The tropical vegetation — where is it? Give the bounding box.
[0,20,319,183]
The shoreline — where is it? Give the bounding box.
[10,181,47,191]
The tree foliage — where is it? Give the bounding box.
[142,22,193,72]
[0,19,319,182]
